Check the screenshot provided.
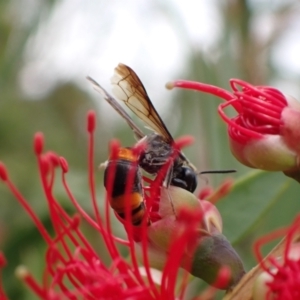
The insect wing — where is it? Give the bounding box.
[111,63,173,143]
[87,76,145,140]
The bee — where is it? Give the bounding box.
[88,63,235,194]
[103,147,149,226]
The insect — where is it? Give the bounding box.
[103,147,150,226]
[88,63,235,194]
[88,64,198,193]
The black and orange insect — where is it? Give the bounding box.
[88,63,235,195]
[103,147,149,226]
[88,64,199,194]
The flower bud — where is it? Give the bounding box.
[229,134,297,171]
[168,78,300,175]
[201,200,223,234]
[186,233,245,290]
[253,269,276,300]
[148,186,223,251]
[146,186,244,290]
[147,186,198,233]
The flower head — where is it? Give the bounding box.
[0,114,161,299]
[167,79,300,176]
[0,110,245,298]
[253,215,300,300]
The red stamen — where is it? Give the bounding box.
[5,177,52,244]
[137,183,160,299]
[253,215,300,273]
[239,116,280,135]
[283,215,300,261]
[108,139,120,160]
[242,108,282,127]
[142,176,153,184]
[168,80,242,112]
[43,153,60,190]
[206,179,234,205]
[236,91,284,114]
[46,151,60,167]
[16,266,48,299]
[170,80,233,101]
[87,114,120,260]
[230,79,287,108]
[87,110,96,133]
[198,186,214,200]
[0,163,8,181]
[173,135,195,150]
[161,208,203,299]
[218,102,263,139]
[86,117,138,288]
[238,95,283,121]
[87,111,101,226]
[34,132,44,156]
[59,156,69,173]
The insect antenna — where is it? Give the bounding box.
[198,169,236,175]
[197,169,236,185]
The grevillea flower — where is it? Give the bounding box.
[253,215,300,300]
[167,79,300,176]
[0,111,244,299]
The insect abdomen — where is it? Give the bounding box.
[104,148,148,226]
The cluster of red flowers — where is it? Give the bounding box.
[0,111,242,299]
[1,73,300,299]
[167,77,300,299]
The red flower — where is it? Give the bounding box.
[253,215,300,300]
[0,111,244,299]
[167,79,300,174]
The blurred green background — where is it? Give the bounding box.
[1,0,300,298]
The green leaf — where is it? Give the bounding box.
[217,170,300,269]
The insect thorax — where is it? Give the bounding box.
[138,133,180,174]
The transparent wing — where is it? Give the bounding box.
[111,63,173,143]
[87,76,145,140]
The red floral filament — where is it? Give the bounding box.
[254,215,300,300]
[0,109,231,299]
[0,112,153,298]
[170,78,288,143]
